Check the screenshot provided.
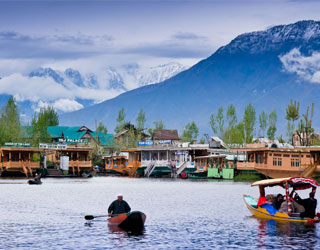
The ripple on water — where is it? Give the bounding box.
[0,177,319,249]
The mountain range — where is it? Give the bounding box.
[59,20,320,137]
[0,62,187,120]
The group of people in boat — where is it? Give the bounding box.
[261,191,317,218]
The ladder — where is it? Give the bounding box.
[176,162,188,175]
[144,162,156,177]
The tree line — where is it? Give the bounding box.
[0,97,59,146]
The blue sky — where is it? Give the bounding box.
[0,0,319,112]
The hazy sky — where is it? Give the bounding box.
[0,0,320,112]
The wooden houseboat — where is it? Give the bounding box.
[0,145,42,177]
[232,143,320,178]
[45,145,92,176]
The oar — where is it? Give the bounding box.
[84,214,119,220]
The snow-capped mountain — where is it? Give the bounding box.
[59,20,320,136]
[28,62,187,92]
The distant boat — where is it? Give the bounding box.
[27,179,42,185]
[108,211,146,231]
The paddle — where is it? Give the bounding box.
[84,214,119,220]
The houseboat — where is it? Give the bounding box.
[0,144,42,177]
[44,144,92,176]
[232,143,320,178]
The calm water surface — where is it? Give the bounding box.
[0,177,319,249]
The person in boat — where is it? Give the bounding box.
[294,192,317,218]
[108,194,131,217]
[272,194,284,210]
[34,173,42,181]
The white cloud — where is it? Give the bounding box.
[280,48,320,83]
[0,73,122,104]
[52,99,84,112]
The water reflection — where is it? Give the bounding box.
[257,218,318,249]
[108,224,145,237]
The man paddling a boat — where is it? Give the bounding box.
[108,194,131,217]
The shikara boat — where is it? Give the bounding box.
[108,211,146,231]
[27,179,42,185]
[244,177,320,223]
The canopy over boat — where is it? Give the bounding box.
[244,177,320,223]
[252,177,318,189]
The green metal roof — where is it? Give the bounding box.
[91,131,117,148]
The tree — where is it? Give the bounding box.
[199,138,206,144]
[226,104,237,129]
[29,106,59,146]
[243,103,256,143]
[136,109,146,129]
[258,110,268,137]
[114,108,126,133]
[267,111,277,140]
[285,99,300,144]
[209,106,224,138]
[96,121,108,134]
[153,120,165,130]
[181,121,199,142]
[0,97,21,144]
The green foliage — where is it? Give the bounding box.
[243,103,256,143]
[153,120,165,130]
[96,121,108,134]
[278,134,285,143]
[267,111,277,140]
[209,106,224,138]
[285,99,300,144]
[114,108,126,133]
[181,121,199,142]
[29,106,59,146]
[148,120,165,138]
[258,110,268,137]
[199,137,206,144]
[0,97,21,145]
[226,104,237,129]
[136,109,146,129]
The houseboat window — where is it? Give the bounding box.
[274,154,281,157]
[295,159,300,167]
[292,155,299,158]
[269,153,272,156]
[277,158,282,166]
[283,154,290,157]
[307,155,311,158]
[159,151,167,161]
[152,152,158,161]
[142,151,150,161]
[273,158,277,166]
[291,158,295,167]
[260,155,263,164]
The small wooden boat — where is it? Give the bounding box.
[27,179,42,185]
[244,177,320,223]
[108,211,146,231]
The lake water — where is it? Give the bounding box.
[0,177,319,249]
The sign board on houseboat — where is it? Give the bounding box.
[138,141,154,146]
[58,138,88,144]
[4,142,30,147]
[39,143,67,150]
[158,140,172,144]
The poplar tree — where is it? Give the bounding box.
[114,108,126,133]
[259,110,268,137]
[243,103,256,144]
[267,111,277,140]
[285,99,300,144]
[181,121,199,142]
[136,108,146,129]
[0,97,21,144]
